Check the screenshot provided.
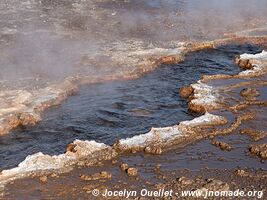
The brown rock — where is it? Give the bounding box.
[159,56,180,64]
[18,113,38,126]
[177,176,193,185]
[211,140,232,151]
[50,173,59,178]
[144,146,162,155]
[111,159,117,164]
[240,88,260,99]
[217,157,226,161]
[126,167,138,176]
[235,169,249,177]
[80,171,112,181]
[249,144,267,160]
[179,86,194,98]
[238,59,253,70]
[154,165,161,172]
[131,149,137,154]
[188,102,206,114]
[99,171,112,179]
[39,175,48,183]
[240,129,266,141]
[66,143,77,153]
[120,163,129,171]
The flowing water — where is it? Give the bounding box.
[0,44,263,170]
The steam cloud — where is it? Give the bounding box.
[0,0,267,84]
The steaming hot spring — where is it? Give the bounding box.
[0,0,267,199]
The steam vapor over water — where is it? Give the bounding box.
[0,0,267,86]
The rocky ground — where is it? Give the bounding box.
[1,1,267,199]
[2,146,266,200]
[2,50,267,199]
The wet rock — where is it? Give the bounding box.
[179,86,194,98]
[159,56,181,64]
[126,167,138,176]
[39,175,48,183]
[80,171,112,181]
[17,113,39,126]
[4,113,40,136]
[211,140,232,151]
[240,129,266,141]
[154,164,161,172]
[249,144,267,160]
[238,59,253,70]
[50,173,59,178]
[99,171,112,179]
[120,163,129,171]
[177,176,193,185]
[131,149,137,154]
[240,88,260,99]
[66,143,77,153]
[217,157,226,161]
[111,159,117,164]
[235,169,249,177]
[188,102,206,114]
[144,146,162,155]
[130,108,151,117]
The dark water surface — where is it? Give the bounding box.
[0,44,263,170]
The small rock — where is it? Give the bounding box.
[154,164,161,172]
[177,176,193,185]
[66,143,76,153]
[160,56,180,64]
[238,59,253,70]
[50,173,59,178]
[120,163,129,171]
[249,144,267,160]
[179,86,194,98]
[126,167,138,176]
[131,149,137,154]
[99,171,112,179]
[211,140,232,151]
[240,129,266,141]
[217,157,226,161]
[80,171,112,181]
[235,169,249,177]
[111,160,117,164]
[240,88,260,99]
[188,102,206,114]
[39,175,48,183]
[144,146,162,155]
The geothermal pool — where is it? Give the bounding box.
[0,44,263,170]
